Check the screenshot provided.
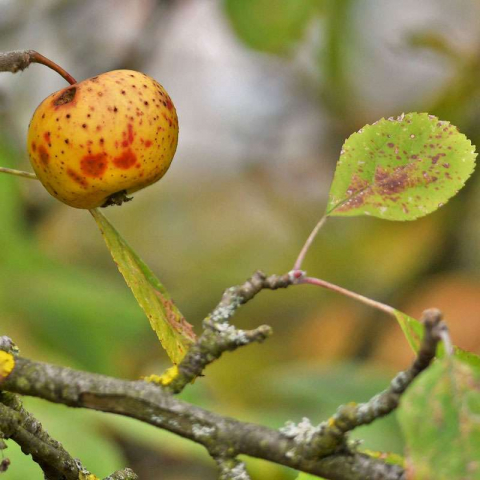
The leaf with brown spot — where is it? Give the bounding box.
[90,208,196,364]
[398,357,480,479]
[327,113,477,220]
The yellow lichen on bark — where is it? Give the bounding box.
[0,351,14,380]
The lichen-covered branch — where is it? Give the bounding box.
[311,309,444,453]
[210,270,295,321]
[0,339,137,480]
[0,399,80,480]
[103,468,138,480]
[214,456,251,480]
[0,393,138,480]
[168,271,296,392]
[0,351,403,480]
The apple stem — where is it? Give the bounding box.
[0,50,77,85]
[0,167,38,180]
[29,51,77,85]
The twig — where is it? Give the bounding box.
[0,167,38,180]
[0,396,79,480]
[0,386,137,480]
[313,309,444,451]
[167,323,272,393]
[103,468,138,480]
[168,271,294,392]
[0,50,77,85]
[0,348,404,480]
[210,270,294,321]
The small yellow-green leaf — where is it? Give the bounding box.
[361,450,405,467]
[398,357,480,479]
[393,309,424,353]
[393,309,480,369]
[327,113,477,220]
[295,473,326,479]
[90,208,196,365]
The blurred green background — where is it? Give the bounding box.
[1,0,480,478]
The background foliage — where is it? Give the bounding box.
[2,0,480,478]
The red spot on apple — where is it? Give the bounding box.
[31,141,37,152]
[121,124,135,148]
[67,168,88,187]
[165,97,174,110]
[113,149,137,169]
[162,112,173,127]
[145,140,152,148]
[127,124,134,144]
[43,132,51,143]
[81,153,108,178]
[38,145,49,165]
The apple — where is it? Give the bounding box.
[27,70,178,209]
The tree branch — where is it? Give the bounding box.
[0,277,446,480]
[168,271,295,392]
[0,400,79,480]
[0,351,404,480]
[0,392,138,480]
[309,309,444,454]
[214,456,251,480]
[103,468,138,480]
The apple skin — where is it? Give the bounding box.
[27,70,178,209]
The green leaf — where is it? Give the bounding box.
[398,357,480,479]
[361,450,405,467]
[224,0,321,55]
[393,309,480,370]
[296,473,326,479]
[327,113,477,220]
[393,309,424,353]
[90,208,196,365]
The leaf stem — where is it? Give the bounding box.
[299,276,395,316]
[293,215,328,271]
[0,50,76,85]
[0,167,38,180]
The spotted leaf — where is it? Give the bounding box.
[398,357,480,479]
[327,113,477,220]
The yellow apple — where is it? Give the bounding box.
[27,70,178,209]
